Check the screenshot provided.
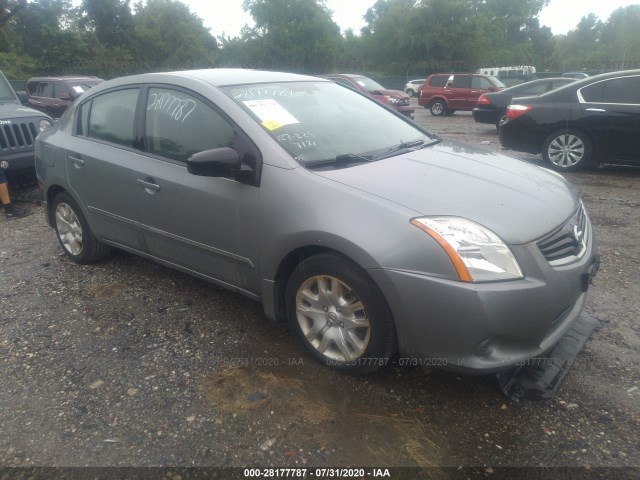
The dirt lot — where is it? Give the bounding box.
[0,103,638,477]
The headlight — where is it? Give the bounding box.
[387,96,400,104]
[411,217,523,282]
[38,119,53,133]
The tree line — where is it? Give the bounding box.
[0,0,639,80]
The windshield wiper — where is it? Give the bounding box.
[305,153,374,170]
[374,139,436,160]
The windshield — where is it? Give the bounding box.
[69,80,103,95]
[0,73,17,102]
[224,81,436,166]
[351,76,386,92]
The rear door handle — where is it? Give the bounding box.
[585,108,606,112]
[137,178,160,193]
[68,155,85,168]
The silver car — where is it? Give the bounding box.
[35,69,599,374]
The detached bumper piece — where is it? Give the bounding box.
[496,311,601,403]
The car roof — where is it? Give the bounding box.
[28,76,102,82]
[319,73,364,79]
[569,68,640,84]
[110,69,325,87]
[502,77,573,91]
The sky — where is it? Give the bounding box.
[179,0,639,38]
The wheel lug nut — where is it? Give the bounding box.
[323,306,328,312]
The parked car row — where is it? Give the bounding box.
[499,69,640,171]
[409,69,640,172]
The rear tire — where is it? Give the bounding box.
[542,129,593,172]
[53,192,111,264]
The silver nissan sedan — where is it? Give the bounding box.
[35,69,599,374]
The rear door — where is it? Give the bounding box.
[66,87,146,250]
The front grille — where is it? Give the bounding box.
[0,122,38,151]
[537,203,588,266]
[398,98,411,106]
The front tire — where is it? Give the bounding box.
[285,253,397,374]
[53,192,111,264]
[429,99,447,116]
[542,129,593,171]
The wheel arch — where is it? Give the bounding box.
[268,242,388,324]
[430,96,449,107]
[44,184,68,226]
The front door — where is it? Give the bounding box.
[447,75,472,110]
[138,87,261,295]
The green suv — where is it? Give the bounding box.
[0,70,53,187]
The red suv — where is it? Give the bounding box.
[25,76,103,118]
[321,74,414,119]
[418,73,505,116]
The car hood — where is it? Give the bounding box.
[311,140,579,244]
[0,102,48,119]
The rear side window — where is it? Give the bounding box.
[429,76,448,87]
[144,87,235,162]
[519,83,548,95]
[84,88,139,147]
[580,76,640,104]
[39,82,54,98]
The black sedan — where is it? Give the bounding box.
[472,77,575,129]
[499,69,640,171]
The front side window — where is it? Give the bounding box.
[224,81,436,166]
[145,87,235,161]
[39,82,54,98]
[429,76,448,87]
[452,76,472,88]
[85,88,139,147]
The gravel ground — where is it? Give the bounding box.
[0,102,638,477]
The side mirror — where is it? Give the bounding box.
[58,93,71,100]
[16,91,28,105]
[187,147,240,177]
